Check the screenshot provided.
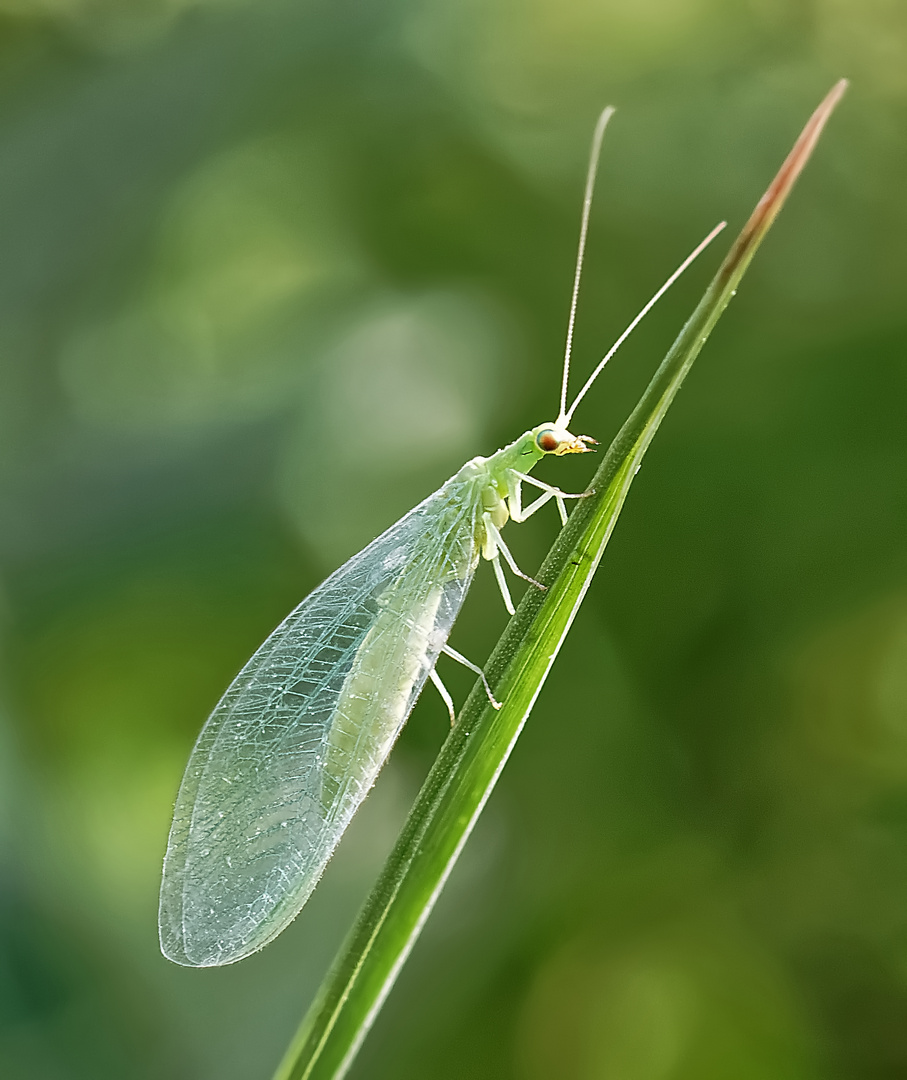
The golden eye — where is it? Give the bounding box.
[537,429,560,453]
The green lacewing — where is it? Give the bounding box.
[159,108,723,966]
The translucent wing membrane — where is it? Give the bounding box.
[159,473,484,966]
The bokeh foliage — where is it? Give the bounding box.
[0,2,905,1079]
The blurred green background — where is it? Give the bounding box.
[0,1,905,1077]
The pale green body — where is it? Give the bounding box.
[322,428,560,798]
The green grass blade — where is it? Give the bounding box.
[273,79,847,1080]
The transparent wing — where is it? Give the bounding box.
[159,479,482,966]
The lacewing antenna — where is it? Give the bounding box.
[560,220,727,426]
[558,106,616,425]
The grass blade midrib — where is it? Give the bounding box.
[274,78,847,1080]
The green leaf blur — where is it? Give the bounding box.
[0,5,902,1080]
